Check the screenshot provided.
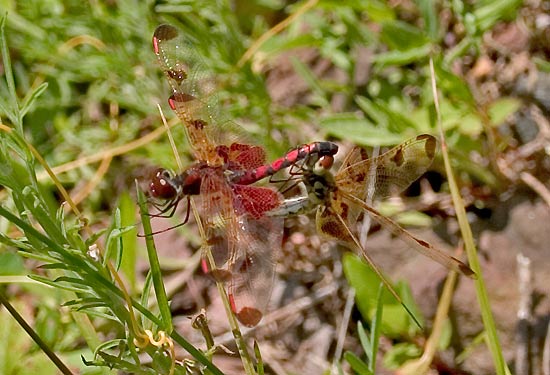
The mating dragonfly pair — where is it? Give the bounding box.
[148,24,474,327]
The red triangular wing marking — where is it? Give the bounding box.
[232,184,282,219]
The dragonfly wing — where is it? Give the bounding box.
[342,191,475,277]
[200,176,283,326]
[153,25,219,161]
[199,170,237,279]
[153,25,255,159]
[227,214,283,327]
[226,185,283,326]
[232,184,282,219]
[316,191,360,245]
[336,134,437,201]
[229,143,267,170]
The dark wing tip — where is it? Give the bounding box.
[153,24,178,41]
[235,307,263,327]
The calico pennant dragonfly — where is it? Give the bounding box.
[151,24,338,326]
[270,134,475,303]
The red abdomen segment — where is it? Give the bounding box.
[234,142,339,185]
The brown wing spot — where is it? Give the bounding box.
[339,201,349,219]
[423,135,437,159]
[320,218,342,238]
[193,119,207,130]
[353,171,366,183]
[391,147,405,167]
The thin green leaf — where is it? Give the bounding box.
[434,58,511,375]
[357,322,372,364]
[290,57,328,107]
[417,0,439,41]
[119,192,138,293]
[20,82,48,118]
[28,275,89,293]
[254,340,264,375]
[0,15,19,126]
[373,44,432,67]
[369,282,384,371]
[140,270,153,327]
[344,351,373,375]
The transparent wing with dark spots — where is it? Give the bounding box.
[227,214,283,327]
[336,134,438,202]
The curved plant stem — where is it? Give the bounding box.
[0,291,74,375]
[429,58,510,375]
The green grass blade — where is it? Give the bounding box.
[0,291,74,375]
[136,182,172,334]
[369,282,384,372]
[430,59,509,375]
[0,15,20,128]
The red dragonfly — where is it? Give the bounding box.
[151,24,338,326]
[270,134,474,307]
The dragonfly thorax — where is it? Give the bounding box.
[179,164,206,196]
[304,170,335,206]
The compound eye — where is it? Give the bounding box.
[149,168,178,199]
[318,155,334,170]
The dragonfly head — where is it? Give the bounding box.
[149,168,182,200]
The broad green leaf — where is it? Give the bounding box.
[0,252,25,275]
[369,283,384,371]
[380,21,429,50]
[473,0,523,32]
[319,114,403,146]
[433,62,475,105]
[342,253,411,337]
[364,1,396,22]
[355,96,391,128]
[394,210,433,227]
[488,97,521,126]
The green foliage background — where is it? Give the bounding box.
[0,0,534,373]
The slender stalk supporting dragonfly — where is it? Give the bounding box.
[150,24,338,326]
